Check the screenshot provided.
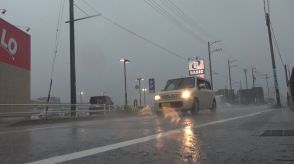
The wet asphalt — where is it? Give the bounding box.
[0,105,293,164]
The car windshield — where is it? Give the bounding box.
[164,77,195,91]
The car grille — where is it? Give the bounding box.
[159,101,183,109]
[161,94,181,100]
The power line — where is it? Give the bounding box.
[102,16,186,60]
[74,3,90,16]
[161,0,215,39]
[79,0,187,61]
[270,22,285,66]
[51,0,66,78]
[46,0,66,115]
[80,0,99,13]
[144,0,207,45]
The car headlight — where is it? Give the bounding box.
[154,95,161,101]
[182,90,191,99]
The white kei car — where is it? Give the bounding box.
[154,76,216,115]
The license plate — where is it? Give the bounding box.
[162,102,171,107]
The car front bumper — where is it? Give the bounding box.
[154,99,194,112]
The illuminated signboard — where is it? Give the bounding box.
[188,58,205,78]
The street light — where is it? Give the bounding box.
[120,58,130,108]
[208,40,222,90]
[0,9,7,14]
[80,91,84,104]
[136,77,144,107]
[142,88,147,106]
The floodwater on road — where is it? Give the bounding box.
[0,105,293,164]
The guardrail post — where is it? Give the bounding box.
[104,104,106,115]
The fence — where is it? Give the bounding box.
[0,104,116,120]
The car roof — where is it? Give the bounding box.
[169,76,209,82]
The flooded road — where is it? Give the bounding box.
[0,105,293,164]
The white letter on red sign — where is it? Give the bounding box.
[1,29,8,48]
[8,38,17,55]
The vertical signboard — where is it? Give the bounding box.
[188,58,205,78]
[149,78,155,93]
[0,17,30,113]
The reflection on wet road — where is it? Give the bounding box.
[181,119,200,163]
[0,105,285,164]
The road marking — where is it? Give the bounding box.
[26,109,273,164]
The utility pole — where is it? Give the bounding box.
[66,1,101,115]
[69,0,77,116]
[244,69,248,89]
[208,40,222,90]
[265,3,281,107]
[240,80,242,90]
[285,64,289,86]
[252,67,256,88]
[208,42,213,90]
[285,65,289,105]
[136,78,144,107]
[265,73,270,97]
[228,59,232,90]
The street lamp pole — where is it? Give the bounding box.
[80,91,84,104]
[142,88,147,106]
[120,59,130,108]
[136,78,144,107]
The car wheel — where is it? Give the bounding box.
[210,100,216,113]
[191,99,199,115]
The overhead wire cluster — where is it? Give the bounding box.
[143,0,208,45]
[74,0,191,61]
[50,0,66,80]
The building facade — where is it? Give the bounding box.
[0,18,30,113]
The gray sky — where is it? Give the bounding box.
[2,0,294,105]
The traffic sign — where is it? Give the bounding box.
[149,78,155,93]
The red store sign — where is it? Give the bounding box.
[0,18,30,70]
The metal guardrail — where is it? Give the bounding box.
[0,104,116,119]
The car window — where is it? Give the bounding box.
[197,79,206,89]
[164,77,195,91]
[205,81,211,90]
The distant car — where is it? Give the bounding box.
[89,96,113,105]
[154,76,216,115]
[89,96,114,112]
